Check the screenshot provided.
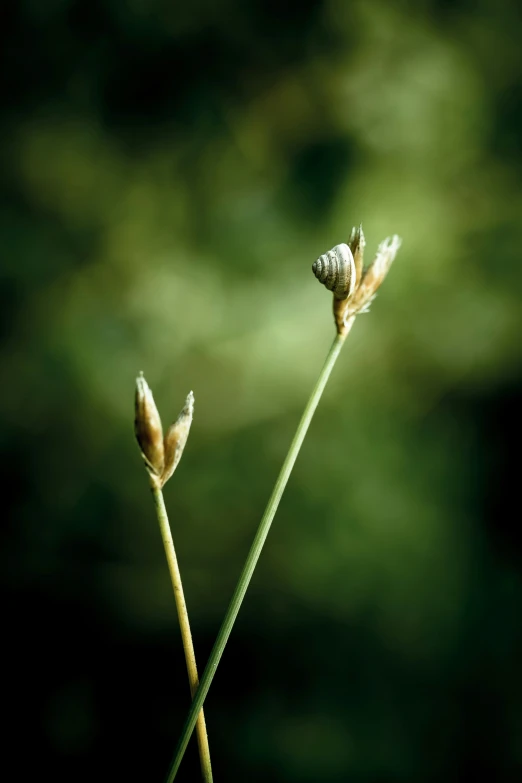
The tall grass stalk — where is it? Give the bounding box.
[151,486,213,783]
[160,226,401,779]
[134,379,213,781]
[164,320,354,782]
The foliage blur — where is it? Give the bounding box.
[2,1,522,780]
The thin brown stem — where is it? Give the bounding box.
[151,485,213,783]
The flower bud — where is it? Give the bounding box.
[135,373,165,480]
[350,234,401,315]
[348,224,366,284]
[161,391,194,487]
[313,227,401,333]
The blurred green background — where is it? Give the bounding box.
[2,1,522,780]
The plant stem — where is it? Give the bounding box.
[164,321,354,782]
[151,485,213,783]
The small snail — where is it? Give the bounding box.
[312,243,356,300]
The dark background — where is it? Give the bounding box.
[2,1,522,780]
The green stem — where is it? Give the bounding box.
[151,485,213,783]
[164,323,353,782]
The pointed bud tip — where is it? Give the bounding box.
[135,371,149,394]
[184,390,195,416]
[382,234,402,252]
[349,223,364,238]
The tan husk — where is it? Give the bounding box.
[135,372,165,480]
[161,391,195,487]
[327,229,401,335]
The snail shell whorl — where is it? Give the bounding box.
[312,243,356,300]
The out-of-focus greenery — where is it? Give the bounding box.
[2,1,522,781]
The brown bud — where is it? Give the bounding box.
[161,391,194,487]
[135,373,165,481]
[348,224,366,285]
[350,234,401,315]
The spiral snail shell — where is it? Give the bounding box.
[312,243,356,300]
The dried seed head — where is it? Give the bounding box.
[135,373,165,480]
[313,227,401,336]
[161,391,195,487]
[350,234,402,315]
